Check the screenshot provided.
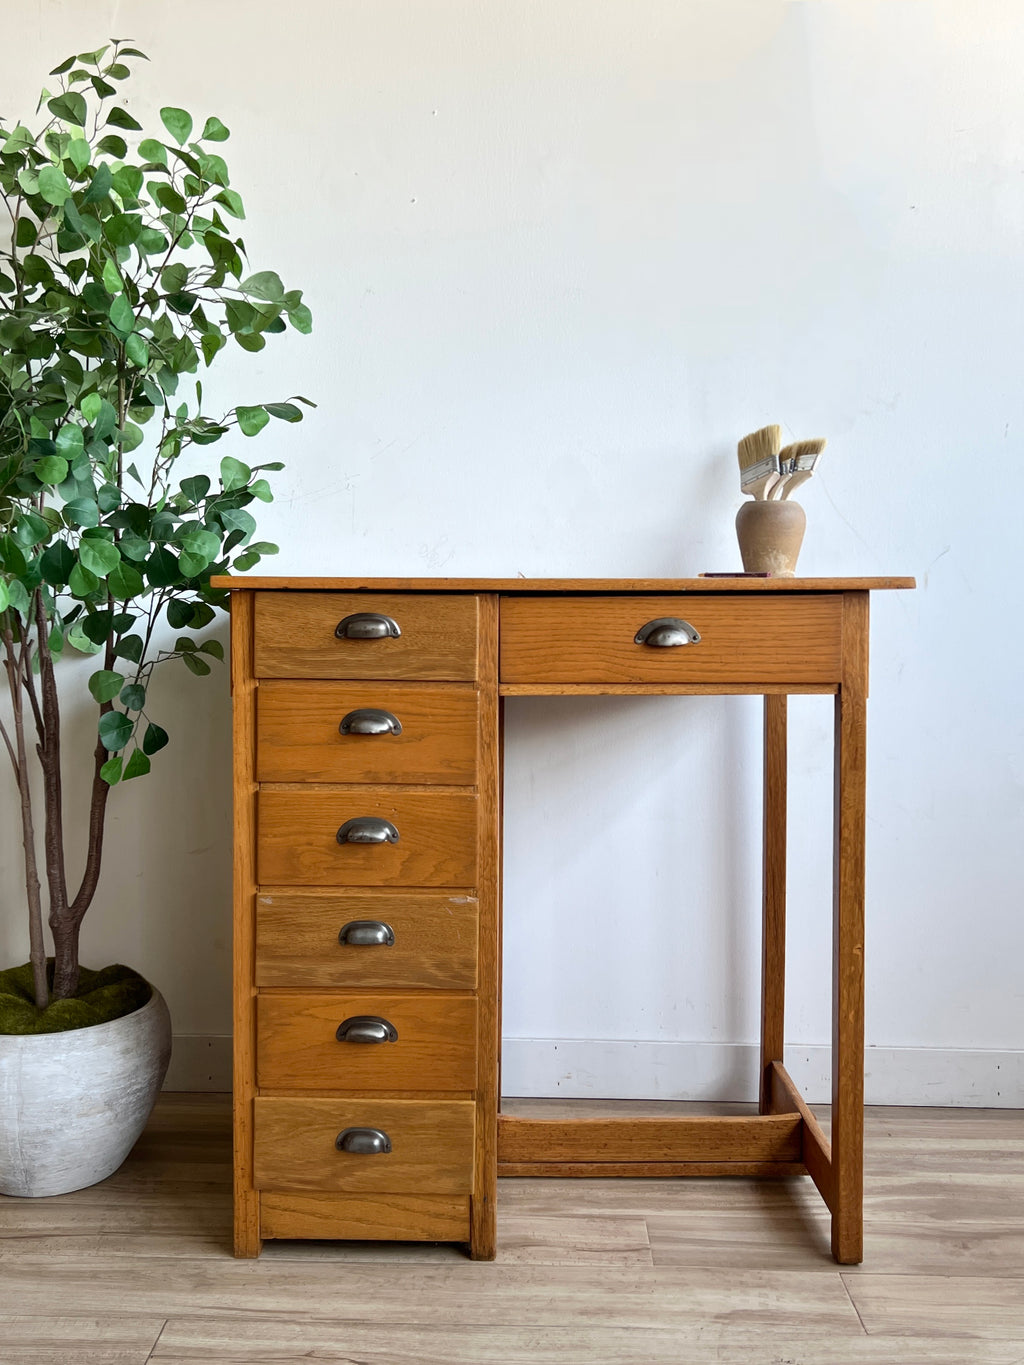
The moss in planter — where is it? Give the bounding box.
[0,962,153,1035]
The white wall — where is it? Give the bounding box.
[2,0,1022,1105]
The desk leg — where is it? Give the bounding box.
[831,592,869,1264]
[760,694,788,1114]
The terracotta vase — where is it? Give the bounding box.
[735,499,806,577]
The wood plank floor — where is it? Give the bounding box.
[0,1095,1022,1363]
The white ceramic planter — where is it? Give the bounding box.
[0,986,171,1197]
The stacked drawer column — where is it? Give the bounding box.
[232,590,498,1257]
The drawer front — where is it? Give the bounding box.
[254,1097,475,1194]
[257,992,478,1090]
[500,595,843,685]
[257,682,478,784]
[258,790,478,887]
[260,1191,470,1242]
[255,892,479,990]
[254,593,478,680]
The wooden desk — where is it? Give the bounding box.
[215,575,914,1265]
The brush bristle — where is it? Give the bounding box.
[737,424,782,471]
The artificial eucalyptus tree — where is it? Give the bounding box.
[0,40,312,1013]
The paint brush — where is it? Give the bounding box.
[771,438,826,499]
[737,425,782,500]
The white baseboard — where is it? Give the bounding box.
[499,1039,1024,1108]
[162,1034,1024,1108]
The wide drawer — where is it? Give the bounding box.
[257,682,478,784]
[254,593,478,680]
[253,1097,475,1194]
[258,790,478,887]
[500,594,843,685]
[257,991,478,1090]
[255,891,479,990]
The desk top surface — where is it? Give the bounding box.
[210,575,915,593]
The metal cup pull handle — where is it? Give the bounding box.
[336,1127,392,1155]
[335,612,401,640]
[634,617,701,647]
[339,708,402,736]
[336,1015,399,1044]
[338,920,395,947]
[336,817,400,845]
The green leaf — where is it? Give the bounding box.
[106,106,143,132]
[236,405,269,438]
[104,212,143,246]
[114,633,144,662]
[66,621,103,655]
[166,291,197,315]
[68,562,100,597]
[78,45,110,65]
[220,507,256,541]
[80,393,103,423]
[120,682,146,710]
[220,456,250,490]
[63,496,99,528]
[234,331,266,354]
[50,55,77,75]
[166,599,195,629]
[155,183,186,214]
[111,164,143,200]
[239,271,284,303]
[40,540,75,585]
[82,161,113,205]
[249,478,273,502]
[89,669,125,703]
[100,755,123,785]
[37,164,72,205]
[180,474,211,505]
[124,333,149,368]
[160,262,188,292]
[68,137,91,172]
[123,747,151,779]
[200,115,229,141]
[160,106,193,145]
[198,639,224,660]
[15,511,51,546]
[107,62,131,80]
[107,560,144,600]
[146,546,180,587]
[36,455,70,485]
[47,92,88,126]
[142,721,169,755]
[201,332,225,366]
[15,218,37,248]
[109,294,135,335]
[214,188,245,219]
[265,402,304,423]
[138,137,167,165]
[82,609,114,644]
[181,651,211,676]
[96,134,128,157]
[79,538,121,578]
[98,710,133,751]
[100,258,122,295]
[287,301,313,334]
[118,48,150,60]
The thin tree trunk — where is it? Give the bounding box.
[36,592,69,934]
[2,619,48,1009]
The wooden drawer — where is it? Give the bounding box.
[254,593,478,680]
[500,594,843,685]
[255,891,479,990]
[257,992,478,1090]
[257,682,478,784]
[253,1097,475,1194]
[258,790,477,887]
[260,1191,470,1242]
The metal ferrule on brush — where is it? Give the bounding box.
[740,453,780,493]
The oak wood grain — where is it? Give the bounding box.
[212,575,916,593]
[770,1061,834,1211]
[228,591,260,1258]
[257,681,479,784]
[831,591,869,1264]
[253,1097,475,1194]
[257,789,477,887]
[760,693,787,1113]
[256,991,478,1091]
[260,1191,470,1242]
[499,595,843,684]
[254,592,478,680]
[497,1114,802,1163]
[255,890,479,990]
